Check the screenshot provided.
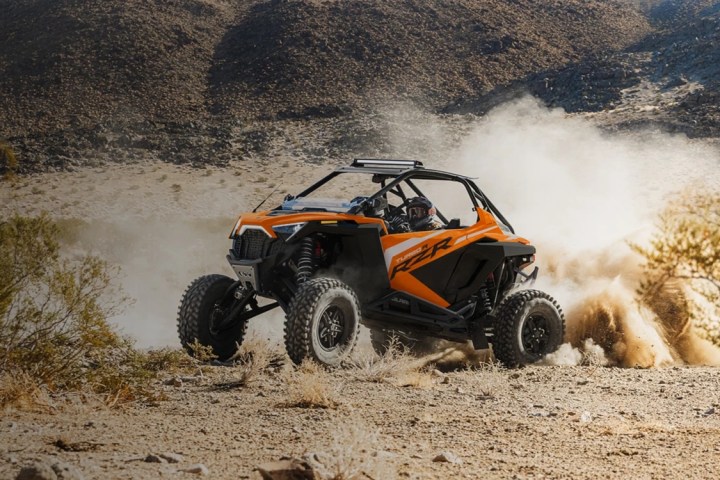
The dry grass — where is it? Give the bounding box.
[210,337,284,389]
[282,360,340,409]
[231,337,274,386]
[187,340,218,362]
[455,361,508,400]
[305,420,395,480]
[0,371,53,412]
[346,338,419,384]
[0,347,201,411]
[344,338,433,388]
[0,141,18,181]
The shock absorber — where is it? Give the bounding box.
[296,236,314,285]
[478,286,493,315]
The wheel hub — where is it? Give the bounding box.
[318,305,345,349]
[209,287,252,336]
[521,314,550,356]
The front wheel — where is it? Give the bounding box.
[492,289,565,367]
[284,278,360,366]
[177,274,247,361]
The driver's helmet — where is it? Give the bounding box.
[407,196,436,230]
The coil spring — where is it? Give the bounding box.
[479,287,492,315]
[296,237,314,285]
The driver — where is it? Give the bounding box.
[407,196,442,231]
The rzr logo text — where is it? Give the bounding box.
[390,237,452,279]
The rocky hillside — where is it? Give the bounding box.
[209,0,649,119]
[0,0,649,171]
[450,0,720,136]
[2,0,720,172]
[1,0,648,134]
[0,0,236,136]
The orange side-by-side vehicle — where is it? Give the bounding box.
[177,159,564,367]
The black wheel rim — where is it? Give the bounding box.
[521,314,550,356]
[318,305,345,350]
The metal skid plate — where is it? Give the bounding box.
[227,255,261,291]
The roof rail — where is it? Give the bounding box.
[351,158,424,168]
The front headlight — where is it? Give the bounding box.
[271,222,307,239]
[229,217,242,238]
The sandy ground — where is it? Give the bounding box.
[2,361,720,479]
[0,159,324,220]
[2,155,720,479]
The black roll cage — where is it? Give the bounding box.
[277,159,516,234]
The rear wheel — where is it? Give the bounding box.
[177,274,247,361]
[492,289,565,367]
[284,278,360,366]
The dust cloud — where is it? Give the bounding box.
[82,216,289,348]
[437,96,720,367]
[66,217,232,347]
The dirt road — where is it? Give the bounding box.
[3,357,720,479]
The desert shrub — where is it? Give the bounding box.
[0,371,53,412]
[230,337,285,386]
[632,190,720,344]
[0,142,18,179]
[307,420,394,480]
[0,214,122,384]
[0,214,166,406]
[283,360,339,409]
[85,346,201,405]
[208,338,286,390]
[347,337,431,386]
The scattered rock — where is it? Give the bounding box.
[432,452,462,464]
[180,376,201,384]
[143,454,166,464]
[256,459,315,480]
[159,452,183,464]
[183,464,209,476]
[165,377,183,387]
[53,439,100,452]
[50,462,84,480]
[16,463,58,480]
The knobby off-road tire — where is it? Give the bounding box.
[177,274,247,361]
[284,278,360,367]
[492,289,565,367]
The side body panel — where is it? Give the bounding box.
[380,211,531,307]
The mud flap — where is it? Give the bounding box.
[470,314,492,350]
